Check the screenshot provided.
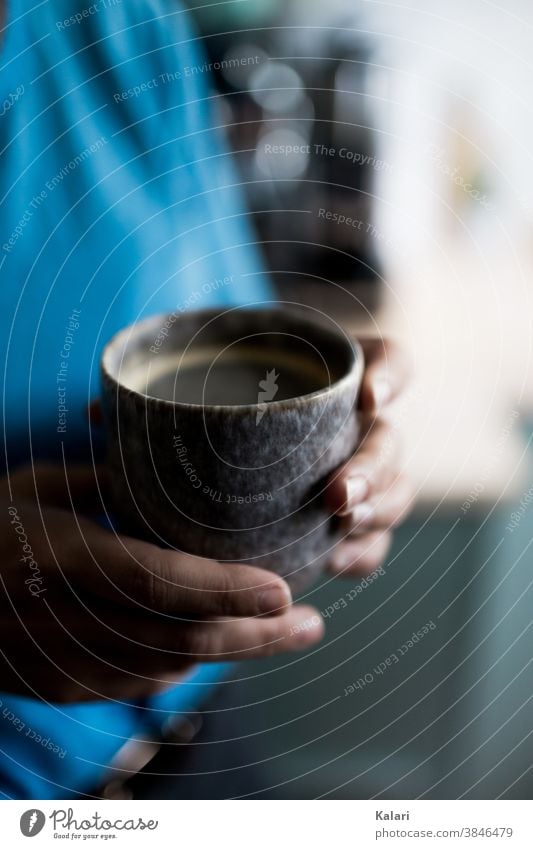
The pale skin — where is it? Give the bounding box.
[0,338,413,704]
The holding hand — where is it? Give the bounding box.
[325,337,414,576]
[0,336,412,704]
[0,464,323,703]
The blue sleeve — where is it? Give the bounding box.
[129,2,274,318]
[0,0,271,799]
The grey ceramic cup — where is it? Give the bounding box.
[100,306,363,592]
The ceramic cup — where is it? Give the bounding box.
[100,306,363,592]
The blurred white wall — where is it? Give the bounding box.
[283,0,533,503]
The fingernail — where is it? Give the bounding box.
[330,545,364,573]
[329,557,349,575]
[258,585,292,614]
[339,475,369,515]
[293,615,324,644]
[372,379,391,410]
[352,502,374,525]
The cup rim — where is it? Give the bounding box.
[101,306,364,412]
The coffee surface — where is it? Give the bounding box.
[128,346,331,405]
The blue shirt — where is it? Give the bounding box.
[0,0,271,798]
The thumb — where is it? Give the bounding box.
[358,338,412,414]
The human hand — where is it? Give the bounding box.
[0,464,323,703]
[325,337,414,577]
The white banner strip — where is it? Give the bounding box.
[1,800,532,847]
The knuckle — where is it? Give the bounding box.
[131,561,155,608]
[135,552,173,611]
[265,575,287,598]
[215,566,272,616]
[211,568,245,615]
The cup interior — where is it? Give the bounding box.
[102,307,358,408]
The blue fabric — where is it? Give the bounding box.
[0,0,271,798]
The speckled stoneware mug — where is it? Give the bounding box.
[100,306,363,592]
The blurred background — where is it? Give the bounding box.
[142,0,533,799]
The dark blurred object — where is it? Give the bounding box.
[187,5,387,314]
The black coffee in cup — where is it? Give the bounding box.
[128,343,335,406]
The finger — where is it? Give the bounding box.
[77,526,294,619]
[28,590,300,655]
[56,605,324,668]
[169,604,324,661]
[71,605,324,665]
[2,606,324,702]
[5,462,108,512]
[340,474,414,534]
[328,531,393,577]
[325,418,400,515]
[358,338,412,414]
